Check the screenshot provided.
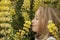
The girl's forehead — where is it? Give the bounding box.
[35,10,40,16]
[36,9,40,13]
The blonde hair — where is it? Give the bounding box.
[35,6,60,40]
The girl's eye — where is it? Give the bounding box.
[35,17,38,20]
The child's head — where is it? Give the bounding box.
[32,6,60,37]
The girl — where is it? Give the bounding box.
[32,6,60,40]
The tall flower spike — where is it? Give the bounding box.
[47,20,60,40]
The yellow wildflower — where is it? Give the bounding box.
[23,24,30,28]
[1,0,11,5]
[24,21,31,25]
[22,0,30,9]
[0,23,11,28]
[23,27,29,32]
[22,12,29,18]
[7,29,11,33]
[20,30,25,36]
[16,32,20,35]
[47,20,58,33]
[47,20,59,40]
[33,0,41,11]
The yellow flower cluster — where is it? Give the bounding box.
[33,0,59,12]
[43,0,57,3]
[0,0,11,5]
[0,6,9,10]
[0,23,11,28]
[47,20,58,34]
[16,30,25,36]
[0,17,12,22]
[0,12,11,16]
[10,6,16,15]
[23,21,31,28]
[21,0,30,21]
[0,28,12,35]
[0,0,16,21]
[23,21,31,31]
[47,20,60,40]
[22,0,30,10]
[22,12,30,20]
[15,30,26,40]
[0,0,12,27]
[33,0,42,11]
[15,0,31,39]
[16,21,31,39]
[0,0,16,40]
[21,12,31,37]
[24,21,31,25]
